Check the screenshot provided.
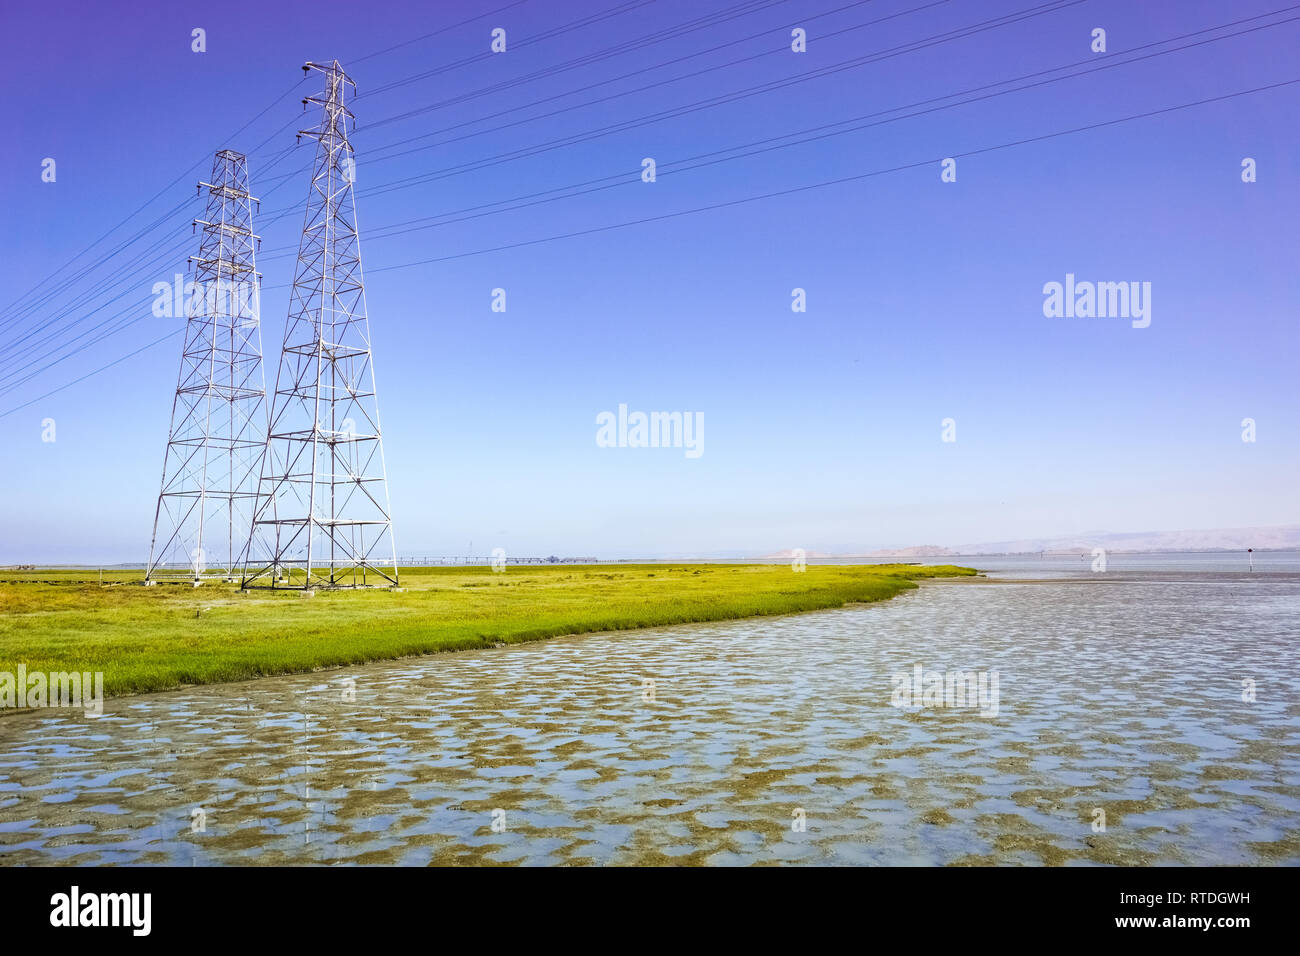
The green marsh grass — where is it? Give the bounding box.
[0,563,976,700]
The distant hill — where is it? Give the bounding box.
[759,524,1300,559]
[849,545,956,558]
[953,524,1300,555]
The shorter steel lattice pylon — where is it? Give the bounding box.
[146,149,266,585]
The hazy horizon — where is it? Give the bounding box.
[7,523,1300,566]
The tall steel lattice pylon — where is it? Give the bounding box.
[241,60,399,590]
[146,149,267,586]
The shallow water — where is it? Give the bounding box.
[2,567,1298,865]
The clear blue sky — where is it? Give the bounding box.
[1,0,1297,562]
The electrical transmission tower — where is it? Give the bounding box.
[146,150,266,586]
[241,60,399,590]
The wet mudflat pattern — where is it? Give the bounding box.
[2,569,1298,865]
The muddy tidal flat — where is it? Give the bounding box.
[2,565,1298,865]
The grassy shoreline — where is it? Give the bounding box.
[0,563,976,702]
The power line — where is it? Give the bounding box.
[0,326,184,420]
[0,141,308,376]
[0,198,192,344]
[0,128,307,355]
[0,2,858,354]
[7,76,1289,421]
[357,0,667,98]
[11,0,1069,355]
[0,1,892,350]
[0,78,308,326]
[8,4,1295,412]
[351,79,1300,274]
[0,0,562,329]
[6,0,1069,354]
[350,0,533,66]
[254,5,1300,259]
[359,0,899,149]
[0,137,314,384]
[12,6,1293,387]
[0,154,311,387]
[359,0,793,119]
[6,76,1293,419]
[255,0,1074,224]
[300,0,1086,209]
[0,230,193,384]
